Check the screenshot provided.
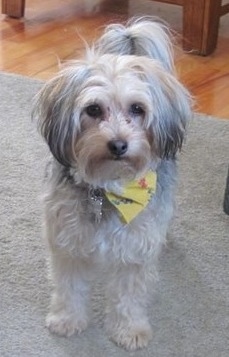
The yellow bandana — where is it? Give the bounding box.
[105,171,157,224]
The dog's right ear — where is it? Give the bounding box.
[33,63,90,167]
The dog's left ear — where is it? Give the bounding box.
[144,62,193,159]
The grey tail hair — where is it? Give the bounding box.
[95,17,175,73]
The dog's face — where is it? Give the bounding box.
[35,54,191,186]
[73,56,155,185]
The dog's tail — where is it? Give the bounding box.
[95,17,174,72]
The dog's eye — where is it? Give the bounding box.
[129,104,145,117]
[85,104,103,118]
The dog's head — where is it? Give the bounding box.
[34,19,192,187]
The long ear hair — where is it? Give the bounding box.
[128,58,193,159]
[149,64,192,158]
[32,63,90,167]
[95,17,174,73]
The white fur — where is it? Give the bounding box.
[34,18,192,350]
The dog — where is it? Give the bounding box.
[33,18,192,350]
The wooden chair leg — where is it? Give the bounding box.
[183,0,221,56]
[2,0,25,18]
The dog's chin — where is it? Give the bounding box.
[81,155,149,187]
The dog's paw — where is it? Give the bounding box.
[46,311,88,337]
[110,320,152,351]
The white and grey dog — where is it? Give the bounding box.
[34,18,192,350]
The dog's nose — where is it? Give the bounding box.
[108,139,128,156]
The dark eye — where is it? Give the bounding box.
[129,103,145,117]
[85,104,103,118]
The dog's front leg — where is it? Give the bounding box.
[46,252,92,337]
[106,263,152,350]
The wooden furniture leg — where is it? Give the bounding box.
[183,0,221,55]
[2,0,25,18]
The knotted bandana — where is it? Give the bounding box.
[105,171,157,224]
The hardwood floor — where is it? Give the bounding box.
[1,0,229,118]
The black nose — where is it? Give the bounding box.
[108,139,128,156]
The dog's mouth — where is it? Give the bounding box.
[76,138,152,185]
[107,154,135,167]
[113,155,125,161]
[82,153,149,185]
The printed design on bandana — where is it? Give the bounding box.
[105,171,157,224]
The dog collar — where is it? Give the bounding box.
[105,171,157,224]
